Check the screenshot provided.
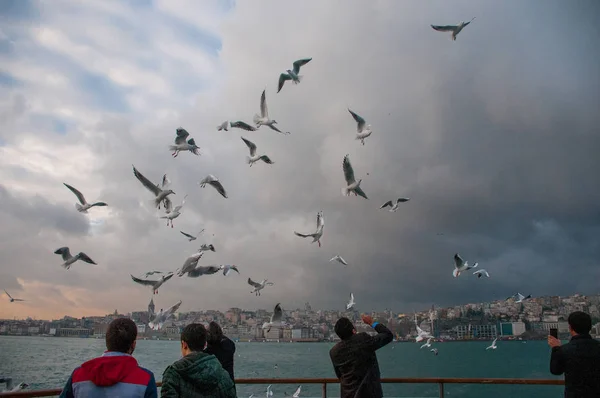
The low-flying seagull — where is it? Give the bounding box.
[199,243,216,253]
[380,197,410,212]
[420,338,433,349]
[294,211,324,247]
[130,273,174,294]
[452,253,478,278]
[222,264,240,276]
[473,269,490,279]
[348,109,372,145]
[254,90,290,135]
[169,127,200,157]
[180,230,204,242]
[149,300,182,330]
[4,289,25,302]
[63,183,107,213]
[415,315,434,342]
[241,137,274,166]
[329,255,348,266]
[342,154,368,199]
[266,385,273,397]
[431,17,476,41]
[262,303,286,333]
[431,348,439,356]
[507,293,531,303]
[291,386,301,398]
[248,278,273,296]
[8,382,29,392]
[230,121,257,131]
[177,252,204,276]
[132,165,175,211]
[346,293,355,310]
[217,121,229,131]
[186,265,223,278]
[486,338,498,350]
[54,247,96,270]
[199,175,228,198]
[160,194,187,228]
[277,58,312,93]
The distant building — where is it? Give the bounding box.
[500,322,526,336]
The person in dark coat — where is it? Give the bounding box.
[205,321,236,382]
[329,314,393,398]
[548,311,600,398]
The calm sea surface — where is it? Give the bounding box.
[0,336,564,397]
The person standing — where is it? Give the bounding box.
[205,321,236,382]
[329,314,394,398]
[59,318,157,398]
[548,311,600,398]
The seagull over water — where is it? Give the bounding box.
[254,90,290,134]
[346,293,355,310]
[130,273,174,294]
[420,338,433,349]
[54,247,96,269]
[431,17,476,41]
[342,154,368,199]
[177,252,204,276]
[241,137,274,166]
[292,386,301,398]
[266,385,273,397]
[180,230,204,242]
[248,278,274,296]
[231,121,257,131]
[4,289,25,302]
[199,175,228,198]
[486,338,498,350]
[380,197,410,212]
[348,109,372,145]
[453,253,478,278]
[294,211,324,247]
[431,348,439,356]
[473,269,490,278]
[63,183,107,213]
[132,165,175,211]
[169,127,200,157]
[329,255,348,266]
[277,58,312,93]
[262,303,286,333]
[222,265,240,276]
[149,300,182,330]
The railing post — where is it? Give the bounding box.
[322,381,327,398]
[438,382,444,398]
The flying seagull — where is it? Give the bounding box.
[231,121,257,131]
[180,230,204,242]
[431,17,476,41]
[186,265,223,278]
[453,253,478,278]
[277,58,312,93]
[380,197,410,212]
[342,154,368,199]
[248,278,273,296]
[507,293,531,303]
[486,338,498,350]
[177,252,204,276]
[292,386,301,398]
[294,211,324,247]
[199,175,228,198]
[4,289,25,302]
[253,90,290,134]
[54,247,96,270]
[222,264,240,276]
[169,127,200,157]
[241,137,274,166]
[431,348,439,356]
[473,269,490,278]
[132,165,175,211]
[262,303,285,333]
[346,293,355,310]
[329,255,348,266]
[63,183,107,213]
[199,243,216,253]
[143,271,164,278]
[130,273,174,294]
[420,338,433,349]
[8,383,29,392]
[160,194,187,228]
[217,121,229,131]
[149,300,182,330]
[348,109,372,145]
[415,315,434,342]
[266,385,273,397]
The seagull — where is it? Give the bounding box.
[380,198,410,212]
[222,265,240,276]
[266,385,273,397]
[149,300,182,330]
[431,348,439,356]
[54,247,96,270]
[277,58,312,93]
[63,183,107,213]
[486,338,498,350]
[248,278,273,296]
[420,338,433,349]
[217,121,229,131]
[4,289,25,302]
[180,230,204,242]
[329,255,348,266]
[262,303,285,333]
[415,315,434,342]
[241,137,274,166]
[169,127,200,157]
[473,269,490,278]
[348,109,372,145]
[507,293,531,303]
[452,253,478,278]
[231,121,257,131]
[199,175,228,198]
[431,17,476,41]
[186,265,223,278]
[132,165,175,211]
[294,211,324,247]
[143,271,164,278]
[199,243,216,253]
[346,293,355,310]
[130,273,174,294]
[292,386,301,398]
[9,383,29,392]
[161,194,187,228]
[177,252,204,276]
[253,90,290,135]
[342,154,368,199]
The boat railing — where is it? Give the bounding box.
[0,377,565,398]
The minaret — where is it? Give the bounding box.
[148,298,155,315]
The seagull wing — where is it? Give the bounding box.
[348,109,366,133]
[342,154,356,185]
[259,155,274,164]
[161,174,171,189]
[180,231,195,239]
[175,128,190,144]
[454,253,464,268]
[292,58,312,75]
[241,137,257,156]
[268,124,284,133]
[293,386,301,397]
[173,195,187,213]
[277,73,292,93]
[133,165,161,196]
[63,183,87,205]
[165,300,182,316]
[355,186,368,199]
[260,89,268,119]
[248,278,262,288]
[54,247,72,261]
[231,121,257,131]
[294,231,312,238]
[131,274,158,286]
[271,303,283,323]
[4,289,12,300]
[431,24,458,32]
[208,180,228,198]
[380,200,393,209]
[77,252,97,265]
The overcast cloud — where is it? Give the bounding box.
[0,0,599,319]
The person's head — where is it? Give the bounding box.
[180,323,208,356]
[106,318,137,354]
[567,311,592,336]
[335,317,356,340]
[207,321,224,345]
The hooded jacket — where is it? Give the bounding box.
[205,337,236,381]
[160,351,236,398]
[59,351,157,398]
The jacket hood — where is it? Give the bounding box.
[171,351,225,390]
[80,352,139,387]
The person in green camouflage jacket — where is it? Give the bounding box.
[161,324,236,398]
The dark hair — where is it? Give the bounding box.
[106,318,137,353]
[207,321,224,345]
[181,323,207,351]
[568,311,592,334]
[335,317,355,340]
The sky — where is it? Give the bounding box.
[0,0,599,320]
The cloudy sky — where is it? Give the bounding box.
[0,0,599,320]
